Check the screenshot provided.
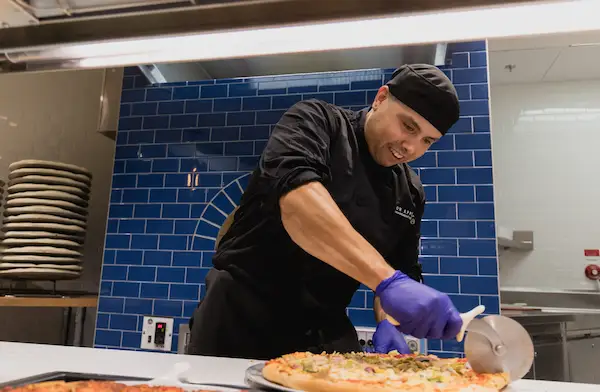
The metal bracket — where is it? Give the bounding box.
[498,230,534,251]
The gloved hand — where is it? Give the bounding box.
[372,319,412,354]
[376,271,462,340]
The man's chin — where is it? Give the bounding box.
[378,159,398,168]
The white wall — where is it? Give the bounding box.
[490,80,600,291]
[0,69,116,345]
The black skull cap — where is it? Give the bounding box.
[386,64,460,135]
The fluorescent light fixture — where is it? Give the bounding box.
[7,0,600,68]
[570,42,600,47]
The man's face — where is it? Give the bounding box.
[365,86,443,167]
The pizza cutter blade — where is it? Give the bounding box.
[462,312,534,381]
[386,304,534,381]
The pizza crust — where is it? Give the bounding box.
[264,362,428,392]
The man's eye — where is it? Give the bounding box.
[404,123,415,133]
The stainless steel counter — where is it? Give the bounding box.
[0,342,598,391]
[501,289,600,385]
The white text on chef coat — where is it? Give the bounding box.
[395,206,416,225]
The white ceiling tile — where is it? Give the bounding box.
[489,48,561,85]
[543,46,600,82]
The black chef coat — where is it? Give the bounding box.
[187,99,425,359]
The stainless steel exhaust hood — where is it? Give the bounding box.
[0,0,457,80]
[0,0,539,79]
[137,44,448,83]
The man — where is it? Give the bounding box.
[188,64,463,359]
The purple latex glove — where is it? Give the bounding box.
[373,320,412,354]
[375,271,462,340]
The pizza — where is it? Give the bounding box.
[1,381,240,392]
[262,351,509,392]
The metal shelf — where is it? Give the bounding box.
[497,230,534,250]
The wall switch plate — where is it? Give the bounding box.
[355,327,427,354]
[141,316,174,351]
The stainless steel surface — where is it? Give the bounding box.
[497,230,534,250]
[177,323,190,354]
[2,43,449,80]
[1,1,39,28]
[97,67,123,138]
[505,313,600,384]
[245,363,298,392]
[465,315,534,381]
[503,311,578,324]
[145,44,448,82]
[0,0,549,50]
[560,322,570,382]
[465,318,508,355]
[501,288,600,311]
[25,0,189,19]
[568,336,600,384]
[0,0,551,76]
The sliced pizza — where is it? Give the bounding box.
[263,351,509,392]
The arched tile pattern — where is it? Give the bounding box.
[192,173,250,250]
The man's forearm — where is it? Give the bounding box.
[280,181,395,291]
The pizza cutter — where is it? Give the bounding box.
[386,305,534,381]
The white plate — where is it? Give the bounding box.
[8,184,89,199]
[4,213,87,228]
[2,222,85,235]
[0,268,81,280]
[9,175,90,192]
[1,246,82,257]
[6,197,88,214]
[2,231,84,241]
[9,160,92,178]
[9,167,91,185]
[1,237,81,249]
[7,191,88,207]
[4,205,87,220]
[0,255,81,264]
[0,263,82,271]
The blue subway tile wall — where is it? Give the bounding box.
[96,41,498,359]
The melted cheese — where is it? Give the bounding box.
[282,352,475,387]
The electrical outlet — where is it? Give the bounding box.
[355,327,427,354]
[141,316,174,351]
[356,326,376,352]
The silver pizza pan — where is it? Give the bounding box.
[244,363,301,392]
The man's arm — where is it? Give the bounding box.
[257,100,395,291]
[372,178,426,323]
[280,182,395,291]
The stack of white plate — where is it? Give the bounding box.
[0,178,4,212]
[0,160,92,281]
[0,179,4,247]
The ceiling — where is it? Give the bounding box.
[488,30,600,85]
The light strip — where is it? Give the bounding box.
[8,0,600,68]
[570,42,600,47]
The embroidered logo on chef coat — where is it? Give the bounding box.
[395,206,416,225]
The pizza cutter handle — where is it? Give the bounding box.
[385,305,486,342]
[456,305,486,343]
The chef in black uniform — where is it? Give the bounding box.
[187,64,463,359]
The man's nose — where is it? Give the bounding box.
[401,142,415,156]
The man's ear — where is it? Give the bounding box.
[372,86,390,110]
